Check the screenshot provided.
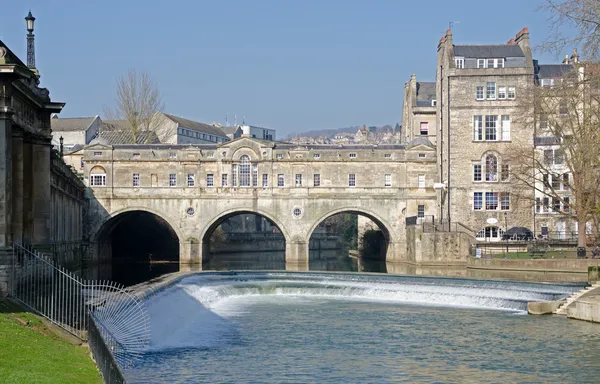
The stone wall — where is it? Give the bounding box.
[469,258,600,272]
[406,224,473,265]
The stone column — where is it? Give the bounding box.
[31,138,52,245]
[11,131,24,244]
[0,110,13,247]
[22,138,33,245]
[285,239,309,271]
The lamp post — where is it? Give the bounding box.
[59,136,63,156]
[25,11,36,69]
[504,211,509,256]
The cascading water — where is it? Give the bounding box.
[138,272,581,352]
[114,272,600,383]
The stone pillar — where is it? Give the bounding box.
[285,239,309,271]
[22,139,33,245]
[31,139,52,245]
[11,131,24,244]
[0,111,13,247]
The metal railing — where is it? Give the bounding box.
[9,243,150,369]
[88,313,127,384]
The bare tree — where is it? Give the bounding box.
[509,64,600,247]
[104,70,165,143]
[540,0,600,60]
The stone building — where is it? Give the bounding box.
[402,75,437,145]
[82,136,439,268]
[0,22,86,295]
[50,115,101,149]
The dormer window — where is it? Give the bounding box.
[541,79,554,87]
[477,58,504,69]
[455,57,464,68]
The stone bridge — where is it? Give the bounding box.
[83,137,438,270]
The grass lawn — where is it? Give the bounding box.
[491,250,578,259]
[0,299,102,384]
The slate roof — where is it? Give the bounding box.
[164,114,228,138]
[91,130,161,145]
[536,64,575,79]
[416,82,436,107]
[51,116,97,132]
[221,126,242,135]
[453,44,525,58]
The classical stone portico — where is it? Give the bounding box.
[84,137,439,270]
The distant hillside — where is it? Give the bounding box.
[286,124,399,139]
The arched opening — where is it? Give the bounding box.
[202,211,287,270]
[308,211,391,273]
[95,210,180,285]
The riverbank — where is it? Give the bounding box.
[0,299,102,384]
[566,284,600,323]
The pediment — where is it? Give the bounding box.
[0,40,27,68]
[84,142,112,150]
[406,143,435,151]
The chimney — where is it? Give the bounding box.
[562,54,570,64]
[445,28,453,46]
[570,48,579,63]
[514,27,532,67]
[506,38,515,45]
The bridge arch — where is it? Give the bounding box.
[306,207,397,244]
[200,208,292,270]
[200,208,292,245]
[92,207,182,284]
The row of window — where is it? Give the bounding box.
[274,153,395,160]
[178,128,226,143]
[473,155,509,182]
[536,196,570,213]
[91,172,429,188]
[473,192,510,211]
[476,83,516,101]
[542,173,570,191]
[473,115,511,141]
[455,58,505,69]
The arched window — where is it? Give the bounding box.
[89,166,106,186]
[239,155,251,187]
[485,154,498,182]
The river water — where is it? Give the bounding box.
[114,272,600,383]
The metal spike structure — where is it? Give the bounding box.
[10,243,150,366]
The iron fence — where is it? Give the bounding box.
[88,313,127,384]
[9,243,150,367]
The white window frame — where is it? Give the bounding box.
[295,174,303,187]
[276,154,284,159]
[501,115,511,141]
[187,173,195,187]
[477,59,486,68]
[221,174,228,187]
[418,174,425,188]
[132,173,140,187]
[384,174,392,187]
[262,173,269,187]
[277,174,285,187]
[384,153,392,158]
[485,115,498,141]
[476,86,484,100]
[498,86,506,99]
[313,153,321,159]
[507,87,516,99]
[455,57,464,68]
[349,153,357,158]
[474,192,483,210]
[420,122,429,136]
[206,174,214,187]
[418,205,425,218]
[169,173,177,187]
[473,115,483,141]
[486,82,496,100]
[473,164,482,182]
[90,174,106,186]
[348,174,356,187]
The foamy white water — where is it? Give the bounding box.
[133,272,581,352]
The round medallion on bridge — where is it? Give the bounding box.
[293,207,303,218]
[186,207,195,216]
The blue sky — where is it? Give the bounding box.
[1,1,567,137]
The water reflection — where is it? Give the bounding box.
[84,249,589,286]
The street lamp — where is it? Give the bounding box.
[25,11,36,69]
[25,11,35,32]
[59,136,64,156]
[504,211,509,256]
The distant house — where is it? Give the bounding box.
[239,124,276,141]
[221,125,243,140]
[50,115,101,150]
[159,113,229,144]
